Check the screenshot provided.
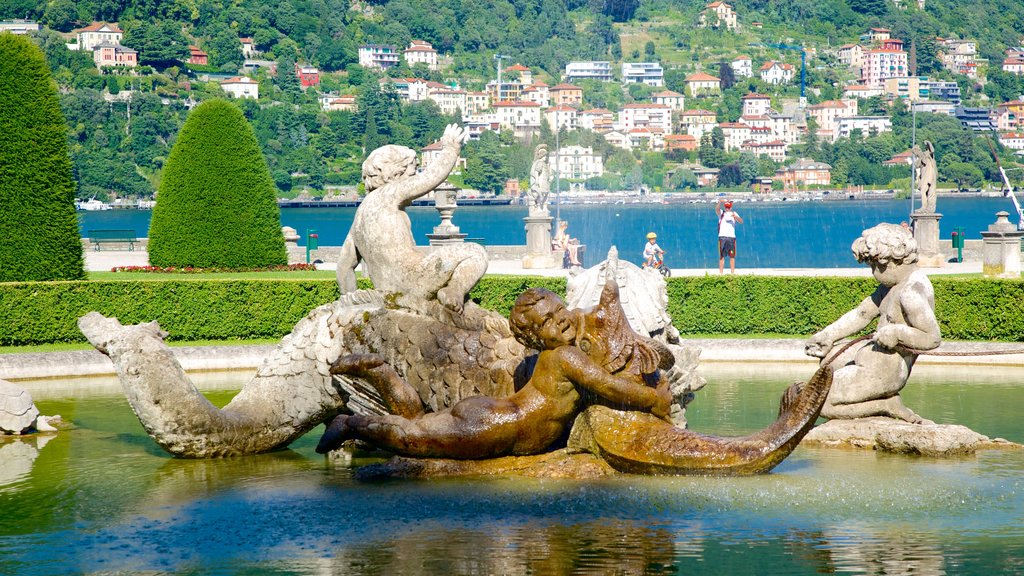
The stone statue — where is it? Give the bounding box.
[912,141,937,214]
[337,123,487,314]
[77,131,838,476]
[805,223,941,423]
[528,144,551,214]
[316,284,672,459]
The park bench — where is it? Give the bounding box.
[88,229,138,251]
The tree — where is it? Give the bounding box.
[718,61,736,90]
[122,20,190,70]
[148,99,286,268]
[0,34,84,281]
[207,24,245,71]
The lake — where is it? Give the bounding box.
[79,196,1019,269]
[2,363,1022,575]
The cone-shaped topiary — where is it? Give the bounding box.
[148,99,287,268]
[0,34,84,282]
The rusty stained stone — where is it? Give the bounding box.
[353,449,617,480]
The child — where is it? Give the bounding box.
[642,232,664,268]
[317,288,671,459]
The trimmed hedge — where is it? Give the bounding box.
[148,99,287,268]
[0,34,84,282]
[1,276,1022,346]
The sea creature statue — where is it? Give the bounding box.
[78,127,834,475]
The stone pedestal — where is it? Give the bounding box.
[911,212,943,267]
[981,211,1024,278]
[522,210,556,269]
[426,182,467,246]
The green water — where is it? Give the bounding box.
[1,365,1022,575]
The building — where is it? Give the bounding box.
[626,128,665,151]
[466,92,490,113]
[240,37,256,58]
[221,76,259,99]
[742,140,788,162]
[700,1,738,31]
[938,38,978,78]
[911,101,956,115]
[565,61,613,82]
[0,19,39,35]
[997,100,1024,131]
[999,132,1024,152]
[403,40,438,71]
[731,55,753,78]
[381,77,431,101]
[550,146,603,180]
[883,76,925,101]
[741,93,772,117]
[954,106,997,132]
[836,116,892,139]
[843,84,883,99]
[651,90,685,111]
[296,65,320,88]
[549,83,584,107]
[579,108,615,132]
[759,61,794,85]
[603,130,631,150]
[718,122,751,151]
[505,63,533,85]
[808,100,857,141]
[923,80,961,104]
[679,109,717,140]
[420,141,467,170]
[493,100,542,137]
[358,44,399,69]
[621,62,664,86]
[544,105,579,132]
[776,158,831,189]
[320,94,357,112]
[1003,57,1024,75]
[692,167,720,187]
[862,28,891,43]
[684,73,720,97]
[428,87,468,116]
[617,103,673,134]
[836,44,864,74]
[521,83,551,108]
[93,43,137,69]
[73,22,123,51]
[188,46,208,66]
[664,134,698,152]
[862,48,909,89]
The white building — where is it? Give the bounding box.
[836,116,892,139]
[220,76,259,99]
[700,1,739,31]
[651,90,685,111]
[545,105,579,132]
[836,44,864,74]
[679,109,718,141]
[742,139,788,162]
[938,38,978,78]
[428,87,468,116]
[685,73,721,97]
[358,44,400,69]
[493,100,542,138]
[403,40,438,71]
[319,94,357,112]
[521,83,551,108]
[565,61,613,82]
[0,19,39,35]
[741,93,772,117]
[621,62,665,86]
[550,146,604,180]
[719,122,752,151]
[759,61,795,85]
[72,22,123,51]
[999,132,1024,151]
[380,77,431,101]
[843,84,883,99]
[617,103,673,134]
[731,55,753,77]
[240,37,257,58]
[579,108,615,132]
[807,100,857,142]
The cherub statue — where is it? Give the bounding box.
[528,144,551,214]
[805,223,941,423]
[337,124,487,313]
[912,141,937,214]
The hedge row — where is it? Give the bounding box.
[0,276,1021,346]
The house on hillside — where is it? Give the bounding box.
[777,158,831,189]
[700,1,738,31]
[404,40,438,71]
[621,62,664,86]
[579,108,615,132]
[836,44,864,74]
[565,61,613,82]
[684,72,720,97]
[296,65,320,88]
[545,105,579,132]
[759,61,794,85]
[808,100,857,142]
[320,94,357,112]
[240,37,257,58]
[679,109,717,140]
[73,22,122,51]
[665,134,698,152]
[493,100,542,138]
[1003,56,1024,75]
[741,93,771,116]
[0,19,39,35]
[550,83,584,107]
[428,86,469,116]
[221,76,259,99]
[731,55,752,78]
[188,46,208,66]
[652,89,685,110]
[861,48,908,89]
[550,146,603,180]
[94,43,137,69]
[358,44,399,69]
[618,103,673,134]
[521,82,551,108]
[836,116,891,139]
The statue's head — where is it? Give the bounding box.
[362,145,417,192]
[852,223,918,267]
[509,288,579,351]
[534,145,547,160]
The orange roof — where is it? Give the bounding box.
[550,83,582,91]
[506,64,530,71]
[74,22,122,33]
[681,109,716,116]
[494,100,540,107]
[742,93,770,99]
[686,72,720,82]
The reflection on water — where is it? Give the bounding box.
[1,367,1023,575]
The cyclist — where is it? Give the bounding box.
[642,232,664,269]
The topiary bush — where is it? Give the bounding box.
[148,98,287,268]
[0,34,84,282]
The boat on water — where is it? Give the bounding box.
[76,198,111,211]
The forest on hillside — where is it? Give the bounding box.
[4,0,1023,199]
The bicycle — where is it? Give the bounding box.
[644,253,671,277]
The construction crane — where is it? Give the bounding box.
[750,42,807,108]
[985,138,1024,230]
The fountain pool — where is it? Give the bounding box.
[1,364,1021,575]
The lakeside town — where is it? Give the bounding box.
[3,0,1024,205]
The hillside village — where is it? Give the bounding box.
[2,0,1024,199]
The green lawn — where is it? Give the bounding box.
[88,270,338,281]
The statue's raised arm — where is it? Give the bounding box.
[377,123,467,208]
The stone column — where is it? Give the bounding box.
[981,211,1024,278]
[911,212,944,267]
[522,208,556,269]
[426,182,467,246]
[282,226,301,263]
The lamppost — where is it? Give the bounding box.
[554,128,561,230]
[910,104,917,220]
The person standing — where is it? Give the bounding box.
[716,199,744,274]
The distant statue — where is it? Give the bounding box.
[528,144,551,214]
[336,124,487,313]
[912,141,937,214]
[805,223,941,423]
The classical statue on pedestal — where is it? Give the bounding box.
[912,141,937,214]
